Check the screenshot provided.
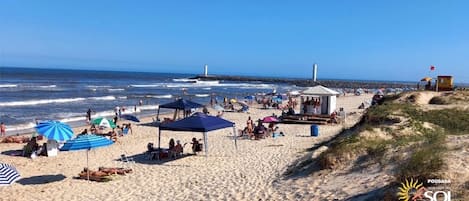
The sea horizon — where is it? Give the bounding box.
[1,65,449,85]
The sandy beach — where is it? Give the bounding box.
[0,95,372,201]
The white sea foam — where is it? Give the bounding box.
[87,85,111,88]
[38,85,57,88]
[5,122,37,132]
[129,84,164,88]
[195,94,210,97]
[118,96,127,99]
[172,78,197,82]
[146,94,173,99]
[0,96,116,107]
[165,82,275,89]
[89,96,116,100]
[0,84,18,88]
[107,88,125,91]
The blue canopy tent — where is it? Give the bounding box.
[158,112,237,156]
[156,98,205,121]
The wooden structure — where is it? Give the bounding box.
[280,86,339,125]
[436,76,454,91]
[300,85,339,115]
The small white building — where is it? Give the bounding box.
[300,85,339,115]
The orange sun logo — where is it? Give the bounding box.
[397,178,425,201]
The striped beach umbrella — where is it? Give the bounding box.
[0,163,21,186]
[35,121,74,141]
[60,134,114,181]
[92,117,116,129]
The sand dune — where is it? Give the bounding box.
[0,94,372,201]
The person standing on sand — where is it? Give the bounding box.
[86,108,93,124]
[246,116,254,133]
[0,122,6,137]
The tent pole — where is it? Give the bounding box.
[232,125,238,151]
[158,128,161,150]
[203,132,208,157]
[156,108,160,121]
[173,109,178,120]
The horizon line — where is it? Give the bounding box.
[2,65,467,85]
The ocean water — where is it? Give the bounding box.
[0,67,299,134]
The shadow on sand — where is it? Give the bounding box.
[1,149,25,157]
[116,152,195,166]
[17,174,66,185]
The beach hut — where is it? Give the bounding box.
[300,85,339,115]
[156,98,204,120]
[158,112,237,157]
[436,75,454,91]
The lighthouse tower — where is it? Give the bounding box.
[312,63,318,82]
[204,64,208,77]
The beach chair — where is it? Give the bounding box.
[122,128,129,135]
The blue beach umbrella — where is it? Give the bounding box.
[60,134,114,180]
[35,121,74,141]
[120,114,140,122]
[0,163,21,186]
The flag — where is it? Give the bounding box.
[430,65,435,71]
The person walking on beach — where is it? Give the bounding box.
[86,108,93,124]
[0,122,6,137]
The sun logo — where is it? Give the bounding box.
[397,178,425,201]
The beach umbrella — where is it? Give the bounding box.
[60,134,114,181]
[120,114,140,122]
[35,121,74,141]
[0,163,21,186]
[92,117,116,129]
[262,116,279,123]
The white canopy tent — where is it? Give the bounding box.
[300,85,339,115]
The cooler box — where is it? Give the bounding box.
[47,139,59,157]
[311,125,319,137]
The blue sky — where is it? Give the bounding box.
[1,1,468,82]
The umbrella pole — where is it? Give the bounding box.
[232,126,238,151]
[87,149,90,181]
[203,132,208,157]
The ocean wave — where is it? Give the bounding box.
[38,85,57,88]
[107,88,125,91]
[146,94,173,99]
[0,84,18,88]
[165,82,275,89]
[195,94,210,97]
[87,85,111,88]
[118,96,127,99]
[172,78,196,82]
[89,96,116,100]
[129,84,164,88]
[0,96,116,107]
[5,122,37,132]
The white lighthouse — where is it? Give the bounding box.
[312,63,318,82]
[204,64,208,77]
